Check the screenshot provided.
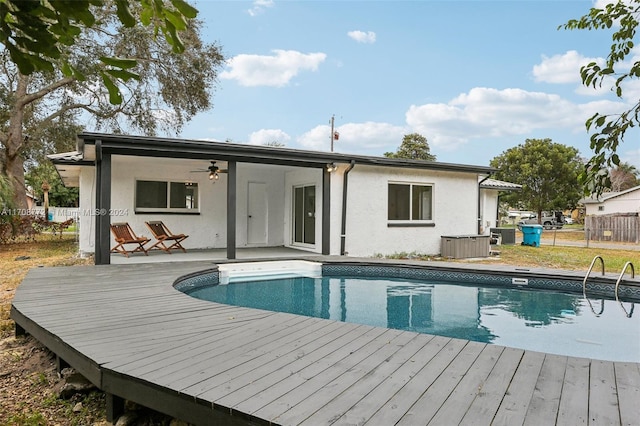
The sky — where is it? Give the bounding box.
[176,0,640,169]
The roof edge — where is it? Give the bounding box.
[77,132,496,174]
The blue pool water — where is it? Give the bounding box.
[186,276,639,362]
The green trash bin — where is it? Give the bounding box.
[518,224,543,247]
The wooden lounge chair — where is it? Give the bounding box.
[110,222,150,257]
[145,221,188,254]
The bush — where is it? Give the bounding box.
[0,214,49,243]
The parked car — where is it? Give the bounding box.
[564,217,574,225]
[519,212,564,230]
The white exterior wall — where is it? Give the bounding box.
[75,156,485,258]
[585,188,640,215]
[329,165,347,256]
[109,156,226,250]
[343,165,479,257]
[77,166,96,255]
[234,164,287,247]
[480,188,499,234]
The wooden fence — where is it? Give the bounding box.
[585,213,639,243]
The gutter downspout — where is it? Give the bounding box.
[340,160,356,255]
[478,173,493,235]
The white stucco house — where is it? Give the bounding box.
[581,185,640,216]
[50,133,503,264]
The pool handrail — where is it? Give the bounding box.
[583,255,605,317]
[615,261,635,318]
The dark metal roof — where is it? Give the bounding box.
[74,132,495,174]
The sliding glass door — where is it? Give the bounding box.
[293,185,315,245]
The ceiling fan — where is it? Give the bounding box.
[190,161,228,180]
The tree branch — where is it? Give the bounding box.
[17,75,76,108]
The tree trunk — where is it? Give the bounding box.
[1,74,28,209]
[4,152,27,209]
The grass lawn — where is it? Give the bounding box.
[476,244,637,271]
[1,235,91,335]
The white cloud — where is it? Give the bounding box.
[220,50,327,87]
[248,0,274,17]
[534,48,640,99]
[297,121,407,153]
[405,87,626,150]
[533,50,612,96]
[248,128,291,145]
[347,30,376,44]
[533,50,600,84]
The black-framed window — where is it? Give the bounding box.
[135,180,199,213]
[388,183,433,221]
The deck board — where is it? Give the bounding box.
[615,362,640,426]
[180,320,351,399]
[10,260,640,426]
[523,354,567,425]
[589,360,622,425]
[491,350,545,425]
[331,333,443,425]
[458,346,525,425]
[197,323,373,408]
[278,330,416,425]
[557,356,590,426]
[296,332,431,425]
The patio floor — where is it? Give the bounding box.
[11,259,640,425]
[109,246,318,264]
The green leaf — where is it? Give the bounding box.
[61,61,73,77]
[100,72,123,105]
[164,8,188,31]
[114,0,136,27]
[70,64,86,81]
[139,2,153,25]
[105,68,139,81]
[171,0,198,18]
[612,153,620,165]
[99,56,138,69]
[163,20,185,53]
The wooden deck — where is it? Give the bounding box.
[11,261,640,426]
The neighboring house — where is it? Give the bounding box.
[580,185,640,243]
[49,133,497,264]
[581,185,640,216]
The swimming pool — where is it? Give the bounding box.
[178,262,640,362]
[182,265,639,363]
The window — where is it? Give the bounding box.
[135,180,199,213]
[388,183,433,222]
[598,206,605,212]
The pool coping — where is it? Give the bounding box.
[175,257,640,301]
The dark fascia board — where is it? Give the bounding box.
[481,184,522,191]
[78,132,496,174]
[49,158,94,166]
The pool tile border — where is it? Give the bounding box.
[172,261,640,302]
